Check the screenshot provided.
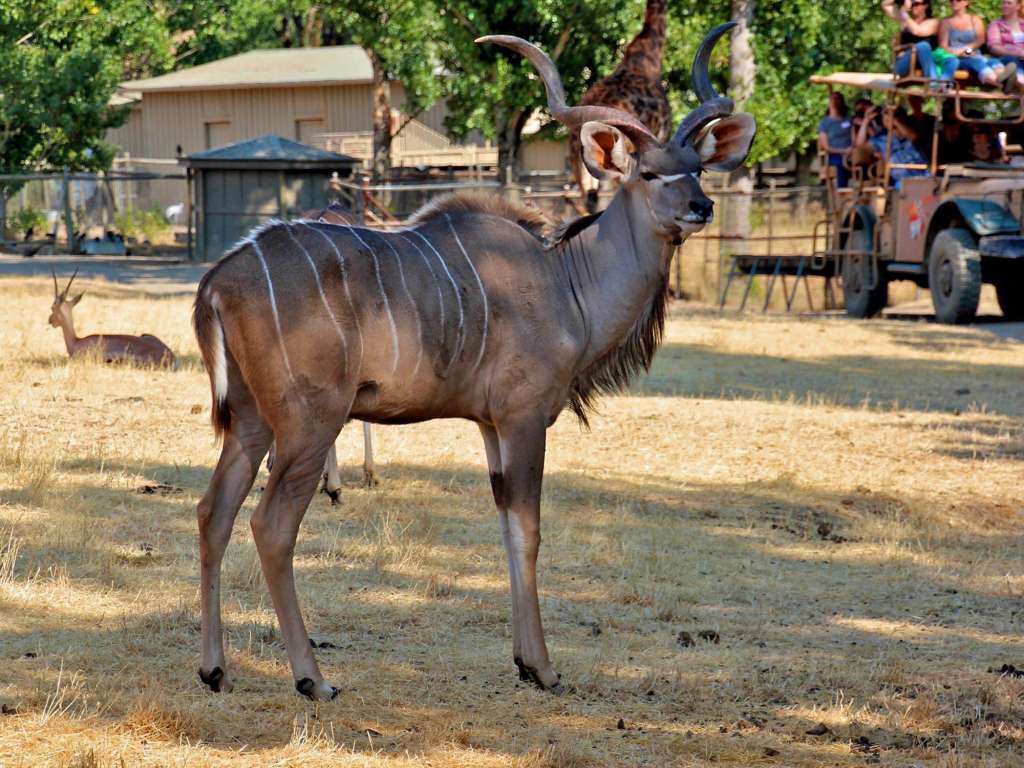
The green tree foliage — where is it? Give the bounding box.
[664,1,1011,164]
[0,0,172,188]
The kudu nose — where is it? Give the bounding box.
[689,198,715,220]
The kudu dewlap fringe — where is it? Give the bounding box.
[193,23,753,700]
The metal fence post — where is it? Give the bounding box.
[62,166,75,253]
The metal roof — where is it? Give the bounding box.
[126,46,374,93]
[179,134,359,170]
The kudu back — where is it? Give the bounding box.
[192,23,754,701]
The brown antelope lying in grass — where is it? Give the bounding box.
[193,23,754,701]
[49,269,176,368]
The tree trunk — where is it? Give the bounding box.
[371,54,393,181]
[496,109,527,186]
[725,0,757,254]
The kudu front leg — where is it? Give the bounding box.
[479,424,521,664]
[251,431,340,701]
[494,418,563,693]
[361,422,378,487]
[198,420,272,693]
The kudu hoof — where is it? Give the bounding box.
[515,658,565,695]
[295,677,339,701]
[198,666,232,693]
[321,486,342,506]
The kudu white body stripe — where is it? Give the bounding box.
[342,224,401,374]
[300,221,365,374]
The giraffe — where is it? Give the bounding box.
[569,0,671,213]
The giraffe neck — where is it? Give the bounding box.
[620,0,666,80]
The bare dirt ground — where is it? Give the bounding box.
[0,275,1021,767]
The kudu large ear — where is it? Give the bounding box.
[70,292,84,306]
[695,113,757,172]
[580,122,638,182]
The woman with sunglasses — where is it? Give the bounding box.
[987,0,1024,92]
[939,0,1017,91]
[883,0,942,82]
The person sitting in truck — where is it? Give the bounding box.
[883,0,944,82]
[987,0,1024,92]
[818,92,854,187]
[853,104,928,188]
[851,98,874,136]
[937,104,973,164]
[905,94,937,158]
[939,0,1017,91]
[967,122,1010,162]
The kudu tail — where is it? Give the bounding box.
[193,286,231,440]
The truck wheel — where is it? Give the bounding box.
[928,228,981,325]
[995,276,1024,321]
[842,229,887,318]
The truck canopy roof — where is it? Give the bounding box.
[810,72,1020,102]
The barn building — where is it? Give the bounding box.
[108,46,567,212]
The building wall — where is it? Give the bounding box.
[520,139,568,176]
[105,105,145,158]
[105,84,375,212]
[107,84,375,161]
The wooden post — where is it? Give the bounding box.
[62,167,75,253]
[186,167,194,261]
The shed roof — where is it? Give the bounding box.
[179,134,359,170]
[126,46,374,93]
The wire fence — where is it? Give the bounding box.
[0,163,188,256]
[1,165,844,313]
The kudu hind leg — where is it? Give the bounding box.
[321,443,342,505]
[495,419,563,693]
[198,415,272,693]
[251,426,342,701]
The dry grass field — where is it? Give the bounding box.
[0,276,1022,767]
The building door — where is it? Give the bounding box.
[295,119,324,145]
[204,121,231,150]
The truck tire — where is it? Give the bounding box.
[842,229,887,318]
[928,228,981,324]
[995,276,1024,320]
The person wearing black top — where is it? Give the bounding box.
[883,0,941,81]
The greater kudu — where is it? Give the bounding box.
[192,23,755,700]
[49,269,175,368]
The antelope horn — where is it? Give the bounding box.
[64,267,79,297]
[476,35,660,153]
[673,22,737,147]
[52,269,59,298]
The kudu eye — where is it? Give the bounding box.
[640,171,658,182]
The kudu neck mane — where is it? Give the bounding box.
[554,188,670,426]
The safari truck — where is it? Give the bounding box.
[812,71,1024,324]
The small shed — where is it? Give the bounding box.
[179,133,358,260]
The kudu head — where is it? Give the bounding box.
[49,268,84,328]
[478,23,755,242]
